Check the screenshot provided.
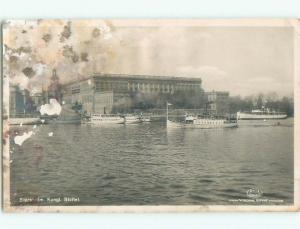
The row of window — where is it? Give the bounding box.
[95,82,199,93]
[69,80,201,95]
[71,88,80,94]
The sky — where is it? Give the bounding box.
[3,20,294,97]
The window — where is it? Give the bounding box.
[71,86,80,94]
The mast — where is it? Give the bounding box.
[166,101,168,122]
[23,90,26,115]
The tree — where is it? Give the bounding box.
[228,96,253,113]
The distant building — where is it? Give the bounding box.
[30,92,45,110]
[205,91,230,115]
[9,86,32,117]
[62,73,203,114]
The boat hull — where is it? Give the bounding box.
[9,117,40,125]
[167,119,238,129]
[185,122,238,129]
[237,112,287,120]
[124,116,142,124]
[124,120,142,124]
[90,119,124,124]
[90,114,125,124]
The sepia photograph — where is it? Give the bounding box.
[1,19,299,212]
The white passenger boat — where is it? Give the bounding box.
[165,102,238,129]
[90,114,124,124]
[184,115,238,129]
[123,115,142,124]
[237,109,287,120]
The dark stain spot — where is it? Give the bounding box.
[62,45,79,63]
[62,45,74,57]
[60,21,72,42]
[9,55,18,63]
[22,30,27,34]
[84,40,91,45]
[22,67,36,78]
[16,46,31,54]
[42,33,52,43]
[72,53,79,63]
[80,52,89,62]
[105,21,115,32]
[92,28,100,38]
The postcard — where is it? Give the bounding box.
[2,19,299,212]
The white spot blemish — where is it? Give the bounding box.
[62,101,65,105]
[20,123,23,127]
[41,119,45,123]
[14,131,33,146]
[10,160,13,164]
[103,33,112,40]
[33,63,48,76]
[39,99,62,116]
[31,87,40,95]
[48,132,53,137]
[11,74,30,90]
[33,125,37,129]
[87,79,91,85]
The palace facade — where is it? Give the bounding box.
[62,73,203,114]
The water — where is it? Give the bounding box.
[10,118,294,206]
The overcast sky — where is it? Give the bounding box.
[112,26,294,97]
[4,20,294,97]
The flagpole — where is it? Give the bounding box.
[166,101,168,123]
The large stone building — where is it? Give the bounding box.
[62,73,203,114]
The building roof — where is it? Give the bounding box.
[92,73,202,83]
[62,73,202,87]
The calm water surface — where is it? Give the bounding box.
[10,118,294,205]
